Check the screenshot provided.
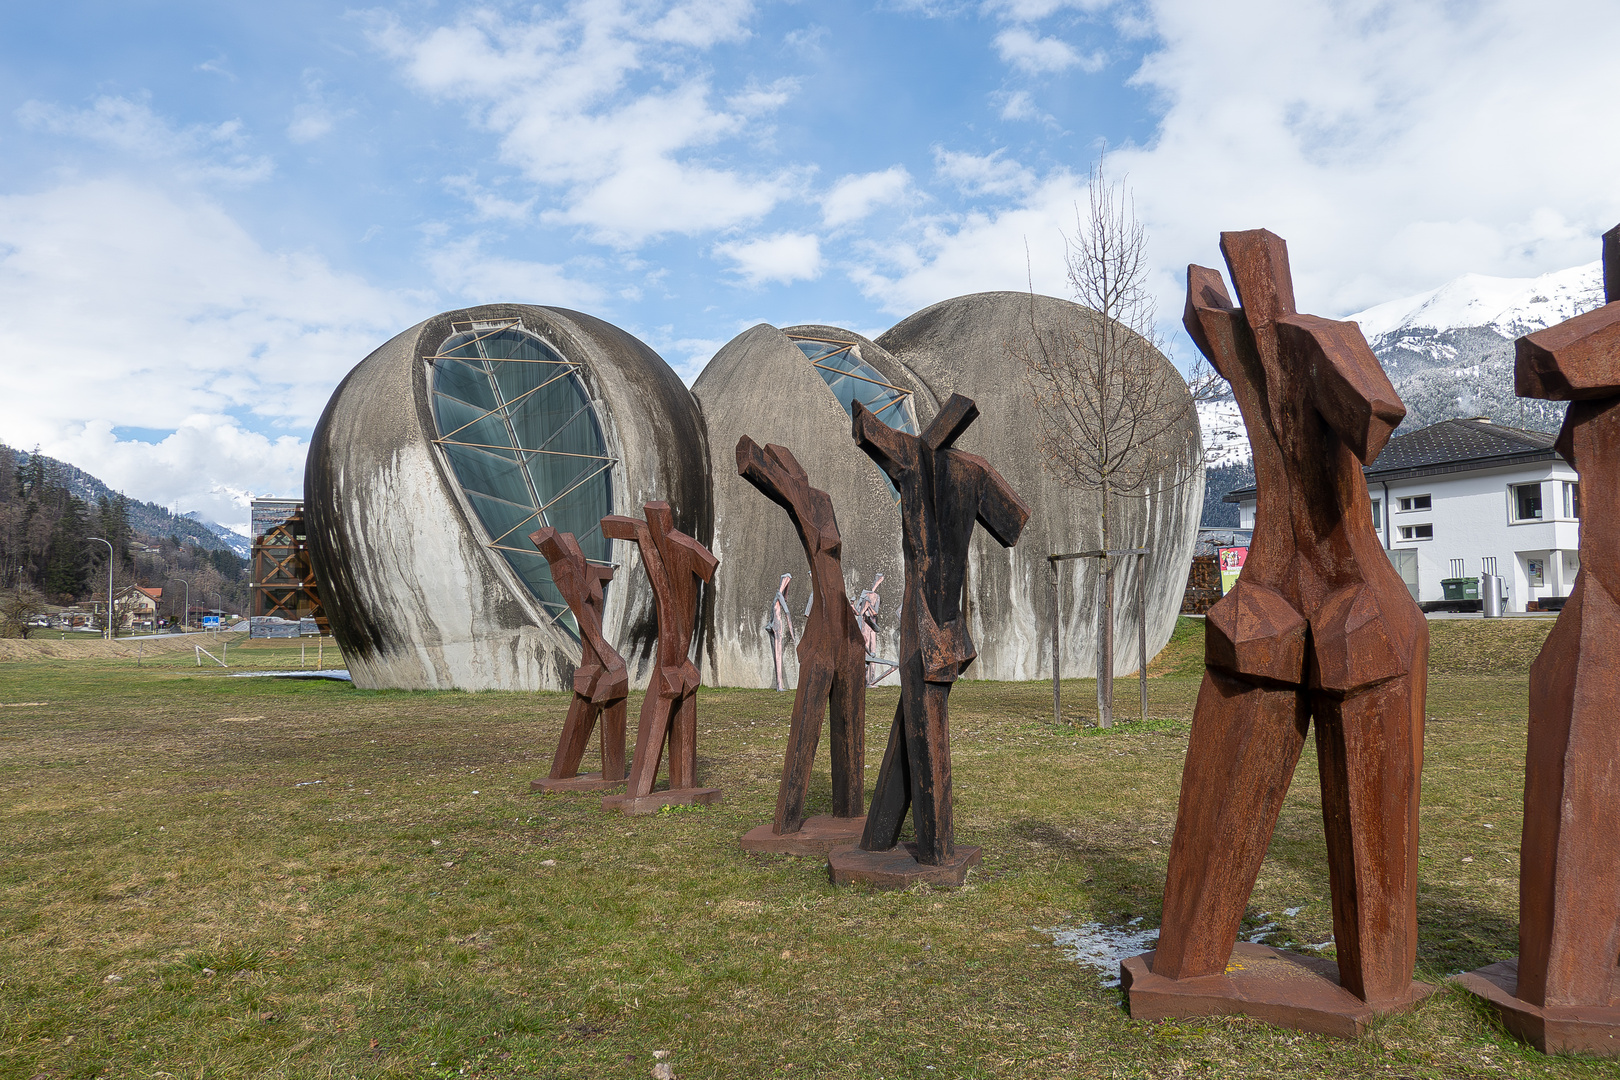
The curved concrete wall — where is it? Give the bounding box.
[692,324,934,688]
[304,303,711,691]
[875,291,1204,680]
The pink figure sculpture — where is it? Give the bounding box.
[765,572,796,691]
[856,572,888,686]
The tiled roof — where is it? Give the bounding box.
[1364,418,1557,478]
[1223,418,1561,502]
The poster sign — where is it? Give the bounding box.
[1218,546,1249,595]
[1526,558,1545,587]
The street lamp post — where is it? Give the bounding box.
[87,537,114,640]
[179,578,191,632]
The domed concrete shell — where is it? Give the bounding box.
[875,291,1204,680]
[692,323,933,688]
[305,303,711,691]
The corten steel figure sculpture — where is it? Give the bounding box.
[827,394,1029,889]
[599,502,722,815]
[1455,225,1620,1057]
[764,573,796,691]
[737,437,869,854]
[527,526,629,792]
[1120,230,1433,1037]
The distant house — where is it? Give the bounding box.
[1182,527,1254,614]
[1224,418,1578,613]
[117,584,163,628]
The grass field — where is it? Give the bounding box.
[1,618,1611,1079]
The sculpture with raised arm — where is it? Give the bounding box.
[737,436,869,854]
[599,501,721,815]
[527,526,629,792]
[1121,229,1433,1037]
[855,572,892,686]
[1454,224,1620,1057]
[764,572,796,691]
[827,394,1029,889]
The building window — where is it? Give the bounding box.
[1397,494,1431,512]
[787,331,918,500]
[1565,481,1581,519]
[1397,523,1433,541]
[1513,483,1543,522]
[1371,499,1381,530]
[426,320,614,635]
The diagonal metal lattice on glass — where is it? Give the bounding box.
[426,319,614,636]
[787,333,918,500]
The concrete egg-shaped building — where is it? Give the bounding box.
[875,291,1203,679]
[305,303,711,691]
[692,292,1202,685]
[693,323,932,687]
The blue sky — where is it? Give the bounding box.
[2,0,1617,532]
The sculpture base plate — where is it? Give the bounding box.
[1454,958,1620,1057]
[826,842,981,889]
[530,771,626,793]
[741,815,866,856]
[600,787,722,816]
[1120,943,1437,1038]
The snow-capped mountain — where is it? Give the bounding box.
[1191,258,1608,475]
[1346,261,1603,436]
[1196,398,1248,468]
[1350,262,1603,345]
[184,512,254,559]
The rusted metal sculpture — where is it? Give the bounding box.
[827,394,1029,889]
[737,437,869,854]
[1455,224,1620,1057]
[527,526,628,792]
[599,502,721,815]
[1121,230,1434,1037]
[765,572,796,691]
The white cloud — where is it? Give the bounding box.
[849,173,1080,314]
[994,27,1097,73]
[714,231,824,286]
[934,148,1036,196]
[728,77,801,116]
[17,95,272,185]
[427,236,606,307]
[993,90,1054,123]
[286,73,350,144]
[46,418,310,535]
[372,3,791,246]
[442,175,536,223]
[862,0,1620,362]
[0,179,419,521]
[982,0,1109,17]
[822,168,913,227]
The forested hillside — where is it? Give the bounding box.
[1,445,250,627]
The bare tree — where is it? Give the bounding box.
[1016,162,1201,727]
[1,579,48,638]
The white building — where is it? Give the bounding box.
[1226,419,1579,613]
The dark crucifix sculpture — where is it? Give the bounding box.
[827,394,1029,889]
[599,501,721,815]
[736,436,868,855]
[527,526,628,792]
[1121,230,1434,1037]
[1454,224,1620,1057]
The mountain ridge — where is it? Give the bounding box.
[4,443,253,557]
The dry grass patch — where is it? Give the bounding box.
[0,619,1611,1079]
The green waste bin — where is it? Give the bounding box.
[1441,577,1480,601]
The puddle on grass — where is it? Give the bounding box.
[1039,920,1160,987]
[1043,908,1327,984]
